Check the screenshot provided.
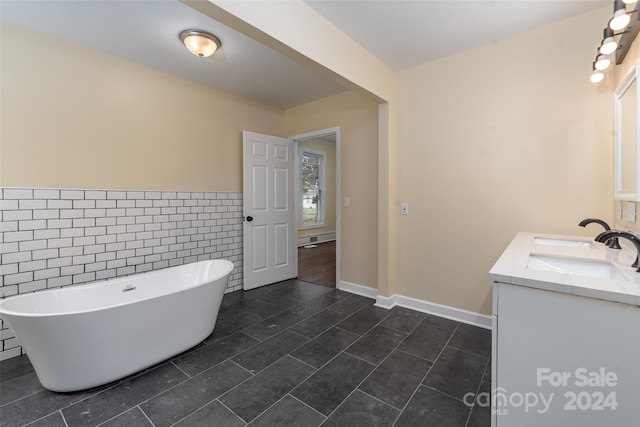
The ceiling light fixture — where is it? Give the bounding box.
[623,0,638,5]
[610,0,631,31]
[179,29,221,58]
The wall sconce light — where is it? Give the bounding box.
[610,0,631,31]
[600,27,618,54]
[179,29,221,58]
[591,66,605,83]
[595,54,612,71]
[591,1,640,83]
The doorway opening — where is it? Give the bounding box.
[291,127,340,288]
[298,241,336,287]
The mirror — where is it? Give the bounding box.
[615,59,640,200]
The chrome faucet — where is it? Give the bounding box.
[579,218,621,249]
[595,230,640,271]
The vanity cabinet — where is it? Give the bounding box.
[491,282,640,427]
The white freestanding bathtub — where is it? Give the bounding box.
[0,259,233,392]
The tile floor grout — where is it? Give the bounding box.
[0,280,491,427]
[394,323,461,419]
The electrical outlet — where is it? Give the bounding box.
[344,197,350,207]
[401,203,409,215]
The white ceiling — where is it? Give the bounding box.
[0,0,348,109]
[1,0,610,108]
[304,0,610,71]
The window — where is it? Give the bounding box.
[300,149,325,229]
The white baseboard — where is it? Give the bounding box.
[337,280,377,299]
[374,295,395,309]
[375,294,492,330]
[297,232,336,247]
[336,281,492,330]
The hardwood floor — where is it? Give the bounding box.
[297,241,336,288]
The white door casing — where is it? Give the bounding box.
[242,131,296,290]
[291,127,341,288]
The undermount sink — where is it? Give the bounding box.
[533,237,596,249]
[527,254,628,281]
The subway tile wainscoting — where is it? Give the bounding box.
[0,280,491,427]
[0,187,243,361]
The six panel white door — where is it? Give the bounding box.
[242,131,296,290]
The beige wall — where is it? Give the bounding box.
[193,0,397,297]
[286,91,379,289]
[394,7,614,315]
[297,138,337,239]
[2,6,617,317]
[0,21,285,191]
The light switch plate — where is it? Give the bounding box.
[618,202,623,220]
[344,197,350,207]
[401,203,409,215]
[626,202,637,223]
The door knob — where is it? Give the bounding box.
[246,216,253,222]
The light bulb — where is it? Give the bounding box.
[184,35,218,57]
[591,70,604,83]
[610,9,630,31]
[595,55,611,71]
[600,37,618,55]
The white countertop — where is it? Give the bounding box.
[489,232,640,306]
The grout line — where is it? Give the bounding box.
[166,400,223,427]
[242,397,285,423]
[359,388,403,411]
[391,323,461,426]
[139,405,158,427]
[228,359,256,377]
[94,406,151,427]
[288,353,321,371]
[320,315,411,421]
[1,282,491,427]
[216,399,248,426]
[319,339,399,421]
[340,350,378,368]
[420,383,472,405]
[320,386,357,421]
[0,387,45,409]
[170,361,192,379]
[287,328,313,340]
[226,330,312,377]
[288,393,328,420]
[291,345,344,373]
[447,343,491,360]
[463,353,493,427]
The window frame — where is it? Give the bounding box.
[298,147,326,230]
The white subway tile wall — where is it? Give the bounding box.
[0,188,243,361]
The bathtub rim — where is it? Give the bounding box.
[0,259,234,318]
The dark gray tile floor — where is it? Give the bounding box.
[0,279,492,427]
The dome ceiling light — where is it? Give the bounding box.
[179,29,221,58]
